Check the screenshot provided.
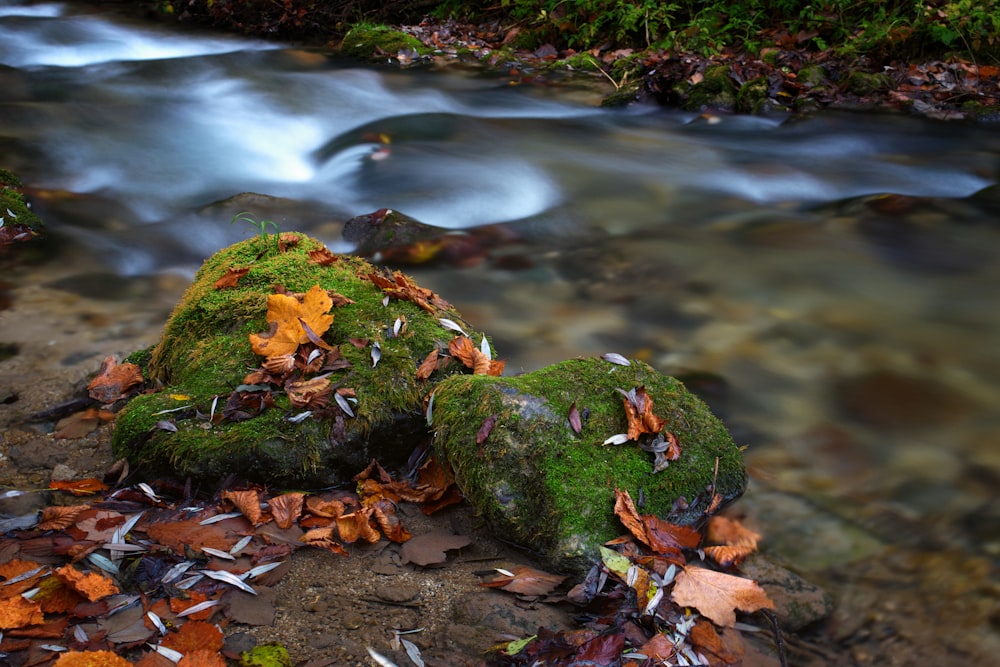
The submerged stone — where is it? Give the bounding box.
[431,358,747,575]
[112,233,490,485]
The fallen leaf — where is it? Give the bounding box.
[670,565,774,627]
[53,650,132,667]
[87,355,143,403]
[307,247,339,265]
[49,478,108,496]
[285,376,331,409]
[480,566,566,596]
[476,413,498,444]
[223,489,265,526]
[706,516,761,549]
[568,402,582,434]
[335,511,380,544]
[400,531,472,566]
[55,565,119,602]
[269,493,305,530]
[33,572,85,613]
[249,284,334,357]
[621,387,667,440]
[213,266,249,289]
[178,649,228,667]
[161,620,224,653]
[54,408,113,439]
[0,595,44,628]
[415,348,440,380]
[38,505,89,530]
[704,545,755,568]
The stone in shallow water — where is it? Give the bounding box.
[431,358,746,576]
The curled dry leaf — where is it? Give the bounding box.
[400,531,472,567]
[621,386,667,440]
[269,493,305,530]
[706,515,761,549]
[223,490,264,526]
[670,565,774,627]
[285,377,331,409]
[307,246,338,265]
[415,348,440,381]
[87,356,143,403]
[704,545,755,568]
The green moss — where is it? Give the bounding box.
[114,234,491,484]
[736,76,771,114]
[241,643,292,667]
[841,70,892,96]
[684,65,737,112]
[432,358,746,575]
[341,23,427,62]
[0,170,43,232]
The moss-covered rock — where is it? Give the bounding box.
[736,76,771,114]
[841,70,892,96]
[0,170,43,244]
[684,64,737,112]
[340,23,428,63]
[431,358,746,575]
[113,233,490,485]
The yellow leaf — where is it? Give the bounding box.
[249,284,334,356]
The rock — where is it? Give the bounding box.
[431,358,746,575]
[739,554,834,631]
[112,234,490,485]
[684,65,738,112]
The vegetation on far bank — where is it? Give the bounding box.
[148,0,1000,118]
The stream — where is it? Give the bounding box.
[1,1,999,664]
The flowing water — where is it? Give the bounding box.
[1,1,999,663]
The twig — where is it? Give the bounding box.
[762,609,788,667]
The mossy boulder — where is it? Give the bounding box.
[431,358,746,575]
[684,65,738,112]
[112,233,490,485]
[340,24,427,62]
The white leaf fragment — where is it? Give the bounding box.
[402,637,425,667]
[148,644,184,662]
[480,335,491,360]
[372,340,381,367]
[366,648,399,667]
[201,568,257,594]
[601,352,631,366]
[175,599,220,618]
[147,610,167,635]
[201,546,235,560]
[602,433,631,446]
[438,318,467,336]
[334,392,355,417]
[230,535,253,555]
[199,512,243,525]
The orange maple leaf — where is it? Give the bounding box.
[161,619,224,653]
[249,284,334,357]
[87,355,143,403]
[704,545,755,568]
[706,516,761,549]
[55,565,119,602]
[53,650,132,667]
[0,595,44,629]
[178,650,228,667]
[670,565,774,627]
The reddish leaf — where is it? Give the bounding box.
[476,414,498,445]
[161,620,224,653]
[87,355,143,403]
[621,386,667,440]
[574,632,625,663]
[480,566,566,596]
[38,505,89,531]
[177,650,227,667]
[223,489,265,525]
[269,492,305,530]
[307,247,339,265]
[705,545,755,568]
[706,516,761,549]
[415,348,440,380]
[213,266,249,289]
[568,401,582,434]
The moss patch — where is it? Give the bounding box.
[113,233,490,485]
[431,358,746,575]
[341,23,428,62]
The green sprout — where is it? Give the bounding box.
[231,211,281,253]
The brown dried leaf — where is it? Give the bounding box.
[307,247,339,265]
[480,566,566,596]
[54,408,111,439]
[336,511,380,544]
[269,492,305,530]
[704,545,755,568]
[706,516,761,549]
[400,531,471,566]
[623,387,667,440]
[49,478,108,496]
[670,565,774,627]
[613,488,650,548]
[476,414,498,445]
[213,266,250,289]
[568,402,582,434]
[415,348,440,381]
[87,355,143,403]
[448,335,476,368]
[38,505,89,531]
[285,376,331,409]
[223,489,264,526]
